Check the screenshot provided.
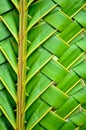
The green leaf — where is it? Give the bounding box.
[27,22,56,58]
[60,121,76,130]
[0,0,86,129]
[0,0,13,15]
[0,64,17,102]
[0,118,7,130]
[40,111,65,130]
[26,47,52,83]
[26,100,51,130]
[73,61,86,79]
[0,90,16,128]
[70,111,86,127]
[73,88,86,104]
[0,21,11,41]
[59,21,82,42]
[56,97,78,118]
[42,60,68,83]
[27,0,56,31]
[26,73,51,110]
[41,85,68,109]
[44,10,72,31]
[57,71,80,92]
[74,9,86,28]
[54,0,85,17]
[76,37,86,52]
[1,10,18,42]
[59,44,82,67]
[0,52,6,65]
[0,38,17,73]
[43,35,68,57]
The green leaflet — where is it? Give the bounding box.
[42,60,68,83]
[26,47,53,83]
[0,64,17,102]
[40,111,65,130]
[27,0,56,31]
[0,38,17,73]
[0,52,6,65]
[32,124,44,130]
[43,35,68,58]
[26,99,51,130]
[76,37,86,52]
[41,85,68,109]
[70,111,86,127]
[59,44,83,67]
[59,21,82,42]
[0,90,16,128]
[57,71,80,92]
[26,73,51,110]
[74,9,86,28]
[0,0,13,15]
[27,22,56,58]
[73,61,86,79]
[54,0,85,16]
[44,10,72,31]
[56,97,78,118]
[0,118,7,130]
[0,82,4,90]
[1,10,19,42]
[73,88,86,104]
[60,121,76,130]
[0,21,11,41]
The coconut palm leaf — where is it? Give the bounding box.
[0,0,86,130]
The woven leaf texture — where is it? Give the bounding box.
[0,0,86,130]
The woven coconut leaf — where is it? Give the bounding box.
[0,0,86,130]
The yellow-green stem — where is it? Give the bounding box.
[17,0,27,130]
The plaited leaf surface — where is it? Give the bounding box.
[0,0,86,130]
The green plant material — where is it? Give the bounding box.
[0,0,86,130]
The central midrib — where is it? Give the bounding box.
[17,0,27,130]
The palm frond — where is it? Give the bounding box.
[0,0,86,130]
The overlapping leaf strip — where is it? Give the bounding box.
[25,0,86,129]
[0,0,18,129]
